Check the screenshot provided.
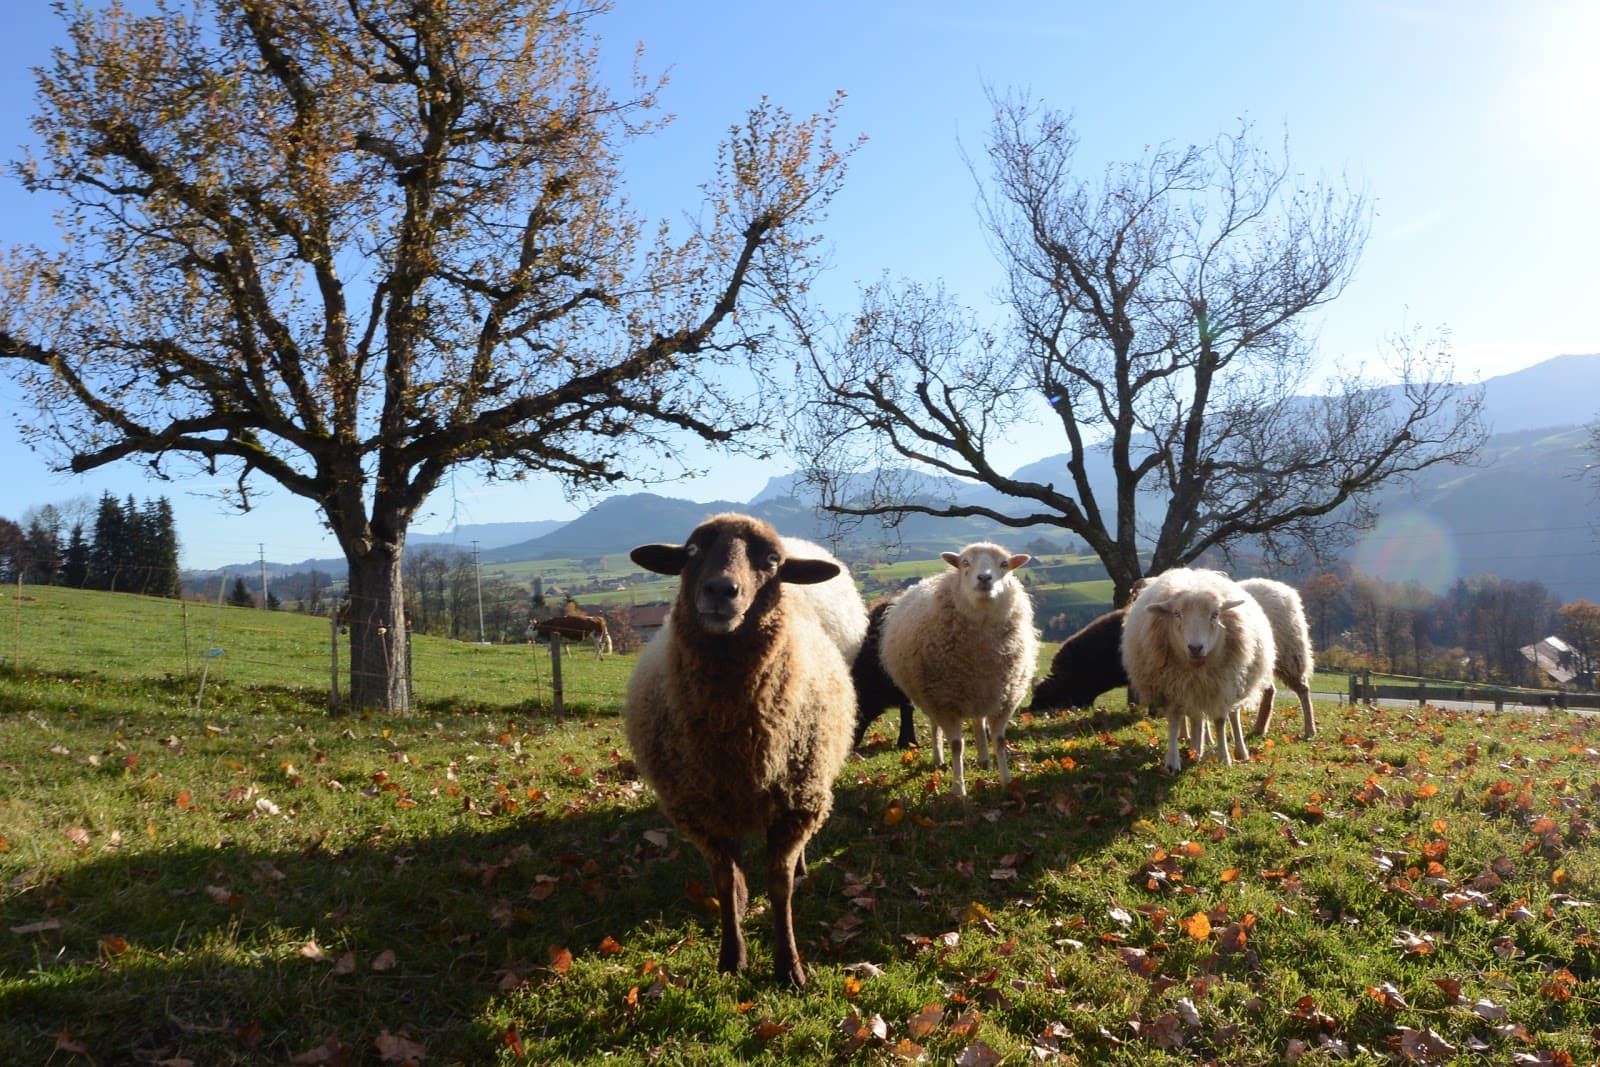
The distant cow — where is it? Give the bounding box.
[533,611,612,658]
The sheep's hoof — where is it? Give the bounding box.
[776,961,807,988]
[718,944,748,975]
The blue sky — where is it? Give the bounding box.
[2,1,1597,569]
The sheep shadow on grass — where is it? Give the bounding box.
[3,703,1193,1066]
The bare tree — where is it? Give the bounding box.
[798,91,1483,605]
[0,0,853,709]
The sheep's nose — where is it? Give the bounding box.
[1186,643,1205,659]
[975,573,994,588]
[702,575,739,602]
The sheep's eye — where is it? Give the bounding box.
[684,542,700,558]
[765,552,781,569]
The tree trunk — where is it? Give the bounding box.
[345,546,409,712]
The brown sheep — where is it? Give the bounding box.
[625,513,856,987]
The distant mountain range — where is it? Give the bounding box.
[195,353,1600,601]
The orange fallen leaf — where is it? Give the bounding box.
[548,946,573,975]
[1181,912,1212,940]
[503,1023,525,1056]
[906,1004,944,1038]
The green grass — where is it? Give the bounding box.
[1,585,633,714]
[4,588,1600,1064]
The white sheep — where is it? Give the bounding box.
[1122,567,1275,773]
[879,542,1037,797]
[783,536,868,664]
[624,513,856,988]
[1237,577,1318,740]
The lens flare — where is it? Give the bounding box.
[1350,509,1458,594]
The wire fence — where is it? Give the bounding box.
[1,579,638,715]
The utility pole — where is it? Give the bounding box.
[472,540,486,643]
[258,543,268,610]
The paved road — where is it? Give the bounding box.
[1314,690,1597,718]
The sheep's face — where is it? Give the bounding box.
[630,515,840,636]
[1151,590,1245,666]
[941,544,1031,603]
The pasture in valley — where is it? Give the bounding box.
[2,587,1599,1064]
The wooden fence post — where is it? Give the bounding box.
[330,614,341,710]
[550,633,564,716]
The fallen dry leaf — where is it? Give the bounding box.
[906,1004,944,1038]
[374,1031,426,1063]
[289,1036,347,1065]
[953,1040,1002,1067]
[1397,1026,1456,1063]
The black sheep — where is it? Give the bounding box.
[851,599,917,748]
[1028,607,1130,711]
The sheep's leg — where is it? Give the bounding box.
[766,818,814,988]
[931,722,946,767]
[895,705,917,749]
[1293,680,1317,738]
[1225,708,1249,765]
[975,718,992,768]
[948,731,967,797]
[1164,709,1185,773]
[1187,710,1210,762]
[989,714,1011,788]
[703,838,749,975]
[1250,682,1278,735]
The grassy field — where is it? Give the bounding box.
[3,588,1600,1064]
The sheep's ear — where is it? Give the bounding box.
[1007,553,1031,570]
[941,551,962,568]
[631,543,690,576]
[1220,598,1246,612]
[779,558,841,585]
